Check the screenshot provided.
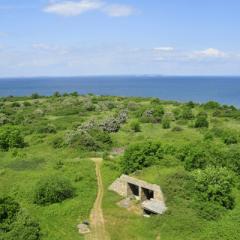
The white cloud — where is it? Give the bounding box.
[103,4,134,17]
[44,0,103,16]
[191,48,226,59]
[153,47,174,52]
[44,0,135,17]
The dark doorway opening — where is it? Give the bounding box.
[143,208,157,215]
[127,183,139,197]
[141,187,154,201]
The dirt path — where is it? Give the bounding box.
[85,158,110,240]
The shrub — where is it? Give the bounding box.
[162,117,171,129]
[184,146,210,171]
[117,110,128,124]
[34,176,74,205]
[194,201,225,221]
[227,148,240,175]
[224,135,238,145]
[191,167,235,209]
[11,102,21,108]
[172,126,183,132]
[195,113,209,128]
[4,211,41,240]
[23,101,31,107]
[140,105,164,123]
[52,137,64,149]
[37,124,57,134]
[31,93,40,99]
[203,101,221,110]
[100,118,121,133]
[0,126,25,151]
[0,197,41,240]
[181,107,194,120]
[0,197,20,232]
[65,126,112,151]
[121,141,164,174]
[65,129,99,151]
[83,101,95,111]
[130,120,141,132]
[0,114,9,125]
[53,91,61,97]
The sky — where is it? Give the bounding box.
[0,0,240,77]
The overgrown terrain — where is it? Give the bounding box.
[0,93,240,240]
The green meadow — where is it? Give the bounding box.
[0,93,240,239]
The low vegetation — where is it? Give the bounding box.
[0,94,240,239]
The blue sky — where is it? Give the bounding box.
[0,0,240,76]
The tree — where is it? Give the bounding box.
[121,141,164,174]
[34,176,75,205]
[192,167,235,209]
[0,126,25,151]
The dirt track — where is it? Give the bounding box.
[85,158,110,240]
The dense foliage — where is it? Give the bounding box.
[0,197,41,240]
[34,176,75,205]
[0,126,25,151]
[121,141,164,174]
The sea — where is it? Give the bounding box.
[0,76,239,107]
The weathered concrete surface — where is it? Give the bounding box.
[109,174,167,214]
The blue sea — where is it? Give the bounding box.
[0,76,240,106]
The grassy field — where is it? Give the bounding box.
[0,94,240,239]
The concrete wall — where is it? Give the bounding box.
[109,175,165,202]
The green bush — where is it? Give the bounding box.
[172,126,183,132]
[181,107,194,120]
[194,201,225,221]
[191,167,235,209]
[121,141,164,174]
[195,113,209,128]
[224,135,238,145]
[37,124,57,134]
[0,197,20,232]
[130,120,141,132]
[100,118,121,133]
[0,126,25,151]
[65,126,112,151]
[0,197,41,240]
[34,176,75,205]
[52,136,64,149]
[184,146,209,171]
[4,211,41,240]
[162,117,171,129]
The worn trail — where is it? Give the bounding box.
[85,158,110,240]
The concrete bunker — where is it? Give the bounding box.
[141,187,154,201]
[109,175,167,215]
[127,183,140,197]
